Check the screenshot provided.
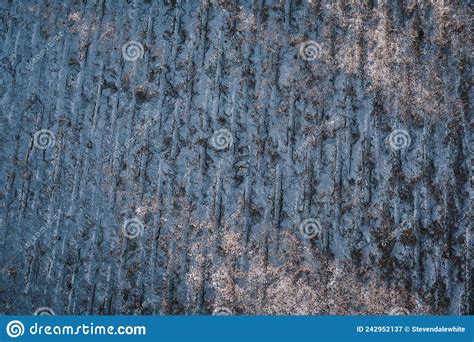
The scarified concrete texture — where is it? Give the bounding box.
[0,0,471,315]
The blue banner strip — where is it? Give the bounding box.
[1,316,472,342]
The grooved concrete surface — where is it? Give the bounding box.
[0,0,471,315]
